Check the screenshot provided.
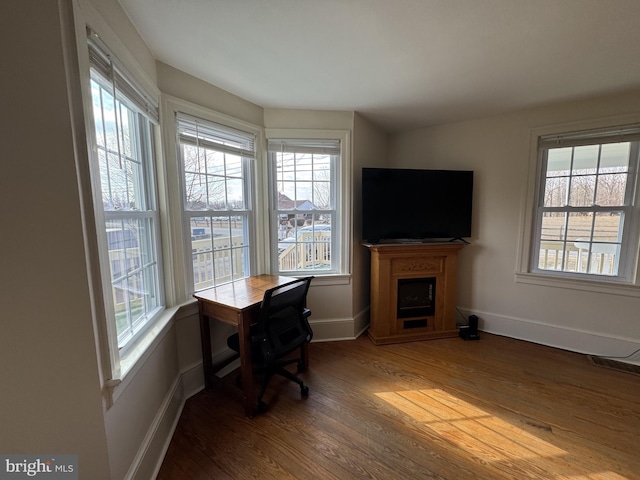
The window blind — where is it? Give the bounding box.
[177,113,256,159]
[539,124,640,149]
[87,28,159,124]
[268,139,340,155]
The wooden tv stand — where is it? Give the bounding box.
[364,242,465,345]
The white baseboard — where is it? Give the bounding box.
[310,316,357,341]
[128,349,236,480]
[128,376,185,480]
[457,307,640,365]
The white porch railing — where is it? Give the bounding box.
[279,230,331,271]
[539,240,617,275]
[192,235,247,290]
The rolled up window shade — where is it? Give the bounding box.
[539,124,640,149]
[268,139,340,155]
[177,113,256,158]
[87,28,159,124]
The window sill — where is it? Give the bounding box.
[104,306,179,407]
[515,271,640,298]
[285,273,351,287]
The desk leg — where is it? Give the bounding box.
[237,312,256,417]
[198,305,214,390]
[300,343,309,371]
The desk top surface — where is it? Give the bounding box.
[193,274,297,311]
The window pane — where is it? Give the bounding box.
[278,182,297,209]
[296,154,313,181]
[182,144,204,174]
[540,212,566,240]
[572,145,599,174]
[546,147,572,177]
[205,148,225,175]
[587,243,619,275]
[568,175,596,206]
[538,240,569,271]
[225,154,243,177]
[566,212,593,242]
[277,219,332,271]
[543,176,569,207]
[599,142,630,173]
[227,177,244,209]
[593,211,623,242]
[596,173,628,206]
[189,214,250,290]
[184,173,207,210]
[106,217,160,344]
[207,176,226,208]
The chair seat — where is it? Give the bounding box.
[226,330,261,359]
[226,308,312,363]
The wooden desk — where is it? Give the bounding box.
[194,274,297,417]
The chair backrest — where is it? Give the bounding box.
[255,277,313,366]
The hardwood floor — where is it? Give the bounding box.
[157,333,640,479]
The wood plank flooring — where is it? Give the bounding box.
[157,333,640,479]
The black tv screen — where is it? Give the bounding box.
[362,167,473,243]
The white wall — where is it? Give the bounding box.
[158,62,264,130]
[0,0,111,476]
[389,90,640,362]
[0,0,190,478]
[352,113,388,334]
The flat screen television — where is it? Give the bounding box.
[362,167,473,243]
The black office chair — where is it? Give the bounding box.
[227,277,314,412]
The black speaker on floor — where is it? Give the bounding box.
[459,314,480,340]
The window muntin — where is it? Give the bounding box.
[269,139,339,274]
[88,39,163,350]
[533,129,640,281]
[177,115,254,291]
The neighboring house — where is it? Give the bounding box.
[277,193,316,233]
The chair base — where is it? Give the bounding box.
[233,358,309,412]
[256,358,309,410]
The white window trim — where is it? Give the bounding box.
[266,129,351,278]
[162,95,266,298]
[515,114,640,296]
[177,114,255,292]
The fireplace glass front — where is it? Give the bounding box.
[397,277,436,319]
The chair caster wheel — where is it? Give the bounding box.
[301,385,309,397]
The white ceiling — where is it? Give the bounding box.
[118,0,640,133]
